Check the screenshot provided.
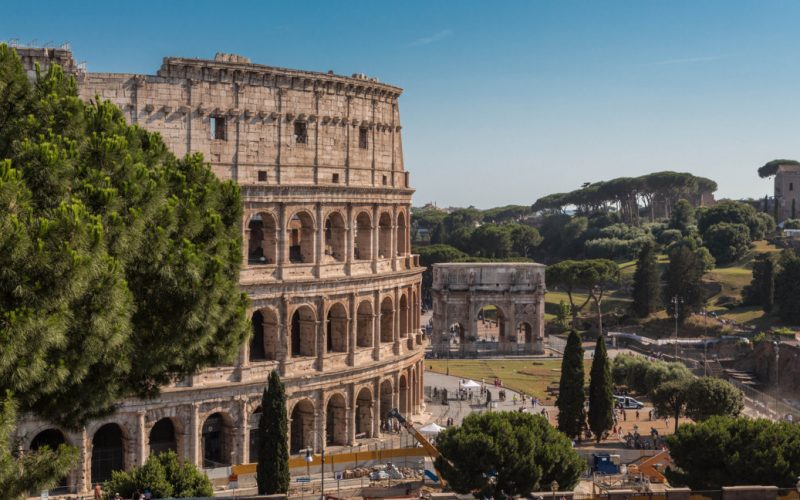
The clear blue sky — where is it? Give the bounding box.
[3,0,798,208]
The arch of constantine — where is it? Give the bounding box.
[430,263,546,356]
[14,47,425,494]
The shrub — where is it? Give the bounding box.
[103,451,212,499]
[659,229,683,245]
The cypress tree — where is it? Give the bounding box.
[557,330,585,439]
[744,253,775,312]
[257,371,290,494]
[588,336,614,443]
[631,241,660,318]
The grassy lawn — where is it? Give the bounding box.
[426,358,591,404]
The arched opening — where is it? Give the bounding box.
[378,212,392,259]
[399,294,409,338]
[31,429,68,491]
[290,399,315,454]
[248,212,277,265]
[476,305,506,343]
[326,303,348,353]
[356,300,373,348]
[410,369,417,413]
[380,297,394,343]
[291,305,316,357]
[149,418,177,456]
[519,322,533,344]
[379,380,393,426]
[324,212,346,262]
[91,423,125,484]
[326,394,347,446]
[354,212,372,261]
[399,375,409,414]
[250,310,266,361]
[249,406,262,464]
[288,212,315,264]
[251,308,279,361]
[412,290,419,332]
[202,413,233,468]
[355,388,373,438]
[397,212,408,255]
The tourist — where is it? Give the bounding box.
[94,485,102,500]
[635,409,640,420]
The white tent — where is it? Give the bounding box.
[460,379,481,389]
[419,422,446,434]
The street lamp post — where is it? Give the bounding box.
[304,431,326,500]
[774,340,781,419]
[550,480,559,500]
[592,285,603,336]
[670,295,683,360]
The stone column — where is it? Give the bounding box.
[347,384,357,445]
[371,204,379,273]
[137,411,147,466]
[317,297,326,371]
[372,379,381,438]
[77,428,90,493]
[316,203,324,276]
[316,390,325,453]
[345,204,354,276]
[373,291,381,360]
[390,205,397,271]
[393,287,401,355]
[188,403,201,467]
[348,293,357,366]
[238,399,249,464]
[277,203,286,279]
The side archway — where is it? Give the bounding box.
[202,412,234,468]
[354,212,372,261]
[290,399,315,454]
[149,418,179,456]
[288,211,315,264]
[324,212,346,262]
[356,300,374,347]
[91,423,126,484]
[380,296,394,343]
[326,394,347,446]
[291,305,316,357]
[326,303,348,353]
[355,388,373,439]
[248,212,278,265]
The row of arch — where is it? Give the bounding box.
[247,208,408,266]
[249,289,421,362]
[27,364,424,491]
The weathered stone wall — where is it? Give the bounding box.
[775,164,800,221]
[13,48,424,495]
[430,263,546,355]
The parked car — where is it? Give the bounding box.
[614,395,644,409]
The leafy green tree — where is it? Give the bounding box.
[611,354,692,395]
[102,450,212,498]
[693,246,716,272]
[669,199,695,234]
[743,253,775,312]
[785,219,800,229]
[663,246,705,323]
[588,336,614,443]
[631,241,660,318]
[508,223,542,258]
[651,378,691,433]
[482,204,533,223]
[685,377,744,422]
[775,250,800,324]
[667,416,800,489]
[555,300,571,329]
[557,331,585,439]
[703,222,750,264]
[434,412,584,497]
[0,45,247,493]
[0,396,79,499]
[546,259,619,328]
[258,371,290,494]
[470,223,512,258]
[697,200,765,241]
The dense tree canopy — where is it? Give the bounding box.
[531,171,717,223]
[758,159,800,178]
[697,200,766,241]
[435,412,584,497]
[743,252,775,312]
[0,45,248,495]
[667,417,800,489]
[775,250,800,324]
[0,45,248,427]
[703,222,751,265]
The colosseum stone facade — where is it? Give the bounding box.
[14,47,425,494]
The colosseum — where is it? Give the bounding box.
[14,47,425,494]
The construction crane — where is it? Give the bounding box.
[386,408,447,487]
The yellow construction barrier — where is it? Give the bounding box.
[233,447,429,475]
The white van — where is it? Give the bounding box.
[614,395,644,409]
